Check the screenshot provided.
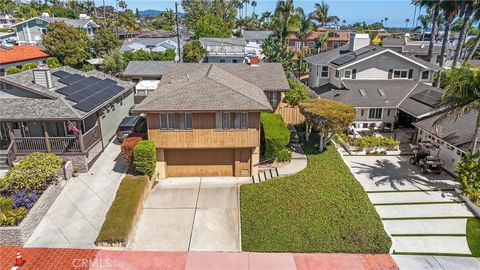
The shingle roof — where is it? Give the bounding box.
[305,45,349,65]
[398,83,445,118]
[0,45,49,65]
[135,63,289,112]
[382,38,405,46]
[413,110,479,151]
[243,31,273,40]
[0,66,134,120]
[123,61,174,77]
[199,38,246,47]
[13,17,97,28]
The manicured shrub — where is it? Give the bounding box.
[5,66,21,75]
[21,62,38,71]
[0,207,28,226]
[261,113,291,161]
[338,133,400,152]
[0,196,13,213]
[2,152,63,191]
[276,148,292,162]
[133,140,156,176]
[96,175,148,245]
[46,57,61,68]
[121,137,143,165]
[12,190,39,209]
[456,151,480,205]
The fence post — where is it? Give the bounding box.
[42,122,52,152]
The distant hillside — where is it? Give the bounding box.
[139,9,161,16]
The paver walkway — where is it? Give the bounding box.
[25,143,127,248]
[0,246,398,270]
[128,177,244,252]
[341,155,476,256]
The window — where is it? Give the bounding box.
[240,112,248,129]
[266,91,278,107]
[333,42,340,49]
[368,108,382,119]
[219,59,226,63]
[246,40,250,44]
[344,69,352,79]
[36,19,43,25]
[160,113,174,130]
[177,113,192,130]
[393,69,408,79]
[321,66,329,77]
[335,70,340,78]
[222,112,230,129]
[41,28,47,34]
[360,109,364,117]
[307,41,315,49]
[421,71,429,80]
[387,109,391,117]
[295,41,302,50]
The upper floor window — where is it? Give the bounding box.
[221,112,230,129]
[321,66,329,78]
[295,41,302,50]
[421,70,430,80]
[160,113,175,130]
[368,108,382,119]
[344,69,352,79]
[266,91,278,107]
[178,113,193,130]
[307,41,315,49]
[389,69,413,79]
[233,112,248,129]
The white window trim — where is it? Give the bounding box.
[367,108,383,120]
[343,69,353,79]
[320,66,329,78]
[420,70,430,81]
[392,69,409,79]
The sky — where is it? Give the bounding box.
[94,0,426,27]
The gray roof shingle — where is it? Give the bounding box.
[243,31,273,40]
[123,61,174,77]
[199,38,246,47]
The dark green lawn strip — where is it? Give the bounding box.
[466,217,480,257]
[240,143,391,253]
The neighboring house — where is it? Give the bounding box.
[413,110,479,174]
[199,38,246,63]
[382,38,447,65]
[11,14,98,44]
[243,30,273,57]
[0,44,49,76]
[134,63,289,178]
[305,33,443,130]
[288,27,352,52]
[0,66,135,171]
[0,14,15,28]
[122,61,173,82]
[121,37,181,61]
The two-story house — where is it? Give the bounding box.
[305,33,444,131]
[243,30,273,57]
[382,38,448,65]
[0,66,135,171]
[12,14,98,44]
[0,14,15,28]
[288,27,352,52]
[134,63,289,178]
[199,38,246,63]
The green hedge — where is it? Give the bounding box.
[133,140,156,176]
[261,113,291,162]
[95,175,148,244]
[456,151,480,205]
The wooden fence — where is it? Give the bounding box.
[275,102,305,125]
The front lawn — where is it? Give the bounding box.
[240,142,391,253]
[467,218,480,257]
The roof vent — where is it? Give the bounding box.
[33,68,53,89]
[358,89,367,97]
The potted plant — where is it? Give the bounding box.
[72,165,80,177]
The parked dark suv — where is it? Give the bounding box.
[116,116,147,142]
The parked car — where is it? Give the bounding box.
[116,116,147,142]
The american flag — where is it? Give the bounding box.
[67,121,80,134]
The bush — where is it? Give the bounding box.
[12,190,39,209]
[456,151,480,205]
[261,113,291,161]
[5,66,21,75]
[0,207,28,226]
[121,137,143,165]
[96,175,148,244]
[21,62,38,71]
[2,152,63,191]
[284,79,309,106]
[133,140,156,176]
[46,57,61,68]
[339,133,400,152]
[0,196,13,213]
[276,148,292,162]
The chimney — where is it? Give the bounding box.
[41,12,49,18]
[249,55,259,66]
[348,33,370,52]
[32,67,53,89]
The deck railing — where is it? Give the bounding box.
[6,141,16,166]
[14,137,47,153]
[83,126,101,149]
[50,137,81,152]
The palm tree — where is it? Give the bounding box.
[236,1,244,20]
[384,17,388,28]
[342,19,346,27]
[261,11,272,23]
[466,24,480,61]
[414,0,441,62]
[436,63,480,153]
[311,1,338,26]
[274,0,295,45]
[453,0,479,67]
[295,7,313,78]
[437,0,460,67]
[243,0,250,18]
[251,0,257,15]
[405,18,410,32]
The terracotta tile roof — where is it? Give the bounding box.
[0,45,49,65]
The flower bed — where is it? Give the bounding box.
[337,133,400,155]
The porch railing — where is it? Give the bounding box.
[14,137,47,153]
[83,126,101,149]
[50,137,81,152]
[6,141,16,166]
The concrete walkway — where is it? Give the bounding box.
[341,155,476,256]
[25,143,127,248]
[129,177,246,252]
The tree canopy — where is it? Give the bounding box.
[181,0,237,30]
[152,9,176,31]
[89,28,121,58]
[300,99,356,152]
[284,79,310,106]
[102,48,127,75]
[43,22,89,67]
[182,40,206,63]
[194,14,231,38]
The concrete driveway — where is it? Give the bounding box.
[342,155,476,256]
[25,143,127,248]
[128,177,243,252]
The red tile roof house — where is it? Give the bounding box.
[0,45,49,76]
[288,27,352,52]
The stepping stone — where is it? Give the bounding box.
[376,203,474,219]
[384,219,468,235]
[368,191,461,204]
[392,236,471,254]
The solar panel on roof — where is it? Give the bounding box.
[74,101,97,112]
[331,53,356,66]
[410,89,442,107]
[58,74,84,85]
[52,70,72,78]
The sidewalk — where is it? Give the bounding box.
[0,246,398,270]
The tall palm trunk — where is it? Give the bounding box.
[453,2,474,67]
[428,2,440,62]
[466,32,480,61]
[298,40,304,79]
[439,20,451,67]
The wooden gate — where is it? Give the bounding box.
[275,103,305,125]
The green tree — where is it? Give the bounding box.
[294,7,314,77]
[102,48,126,75]
[438,0,461,67]
[152,9,176,31]
[273,0,295,45]
[261,37,295,71]
[5,66,21,75]
[452,1,479,66]
[46,57,61,68]
[456,151,480,204]
[89,28,121,58]
[43,22,89,67]
[413,0,441,62]
[311,1,339,26]
[194,14,231,38]
[300,99,356,152]
[183,40,206,63]
[284,79,309,106]
[21,62,38,71]
[182,0,237,29]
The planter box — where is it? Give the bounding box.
[455,188,480,218]
[337,136,400,156]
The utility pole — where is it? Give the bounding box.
[175,2,182,62]
[115,0,119,36]
[103,0,106,21]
